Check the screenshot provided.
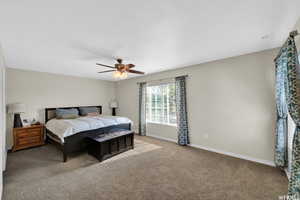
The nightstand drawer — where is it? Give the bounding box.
[28,127,42,132]
[17,136,41,145]
[15,129,27,134]
[17,129,41,138]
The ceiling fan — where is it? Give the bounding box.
[97,59,145,78]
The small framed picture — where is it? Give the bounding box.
[22,119,31,127]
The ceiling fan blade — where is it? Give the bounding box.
[98,70,116,74]
[126,64,135,68]
[128,69,145,74]
[96,63,116,69]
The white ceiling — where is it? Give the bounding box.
[0,0,299,81]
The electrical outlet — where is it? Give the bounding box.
[203,134,209,139]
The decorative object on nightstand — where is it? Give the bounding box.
[12,124,44,152]
[8,103,26,128]
[110,100,118,116]
[31,118,41,125]
[22,119,31,127]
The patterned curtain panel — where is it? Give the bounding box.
[175,76,189,145]
[274,52,289,168]
[138,82,147,136]
[282,37,300,198]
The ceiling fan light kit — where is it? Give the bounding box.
[114,71,128,78]
[97,58,145,79]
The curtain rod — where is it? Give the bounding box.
[136,75,189,85]
[290,30,299,37]
[274,30,299,61]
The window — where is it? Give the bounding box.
[146,83,177,125]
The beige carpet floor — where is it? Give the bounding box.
[3,135,288,200]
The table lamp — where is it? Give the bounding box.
[110,101,118,116]
[8,103,26,128]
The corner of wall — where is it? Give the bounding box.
[295,17,300,49]
[0,42,6,199]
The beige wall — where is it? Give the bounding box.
[6,68,116,148]
[116,48,278,165]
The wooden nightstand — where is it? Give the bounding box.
[12,124,45,152]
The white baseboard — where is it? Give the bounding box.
[189,143,275,167]
[147,134,177,143]
[146,134,275,167]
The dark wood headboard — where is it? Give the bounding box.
[45,106,102,122]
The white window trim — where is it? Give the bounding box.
[146,79,175,87]
[146,121,177,127]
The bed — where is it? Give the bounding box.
[45,106,132,162]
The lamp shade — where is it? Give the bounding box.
[8,103,26,114]
[110,101,118,108]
